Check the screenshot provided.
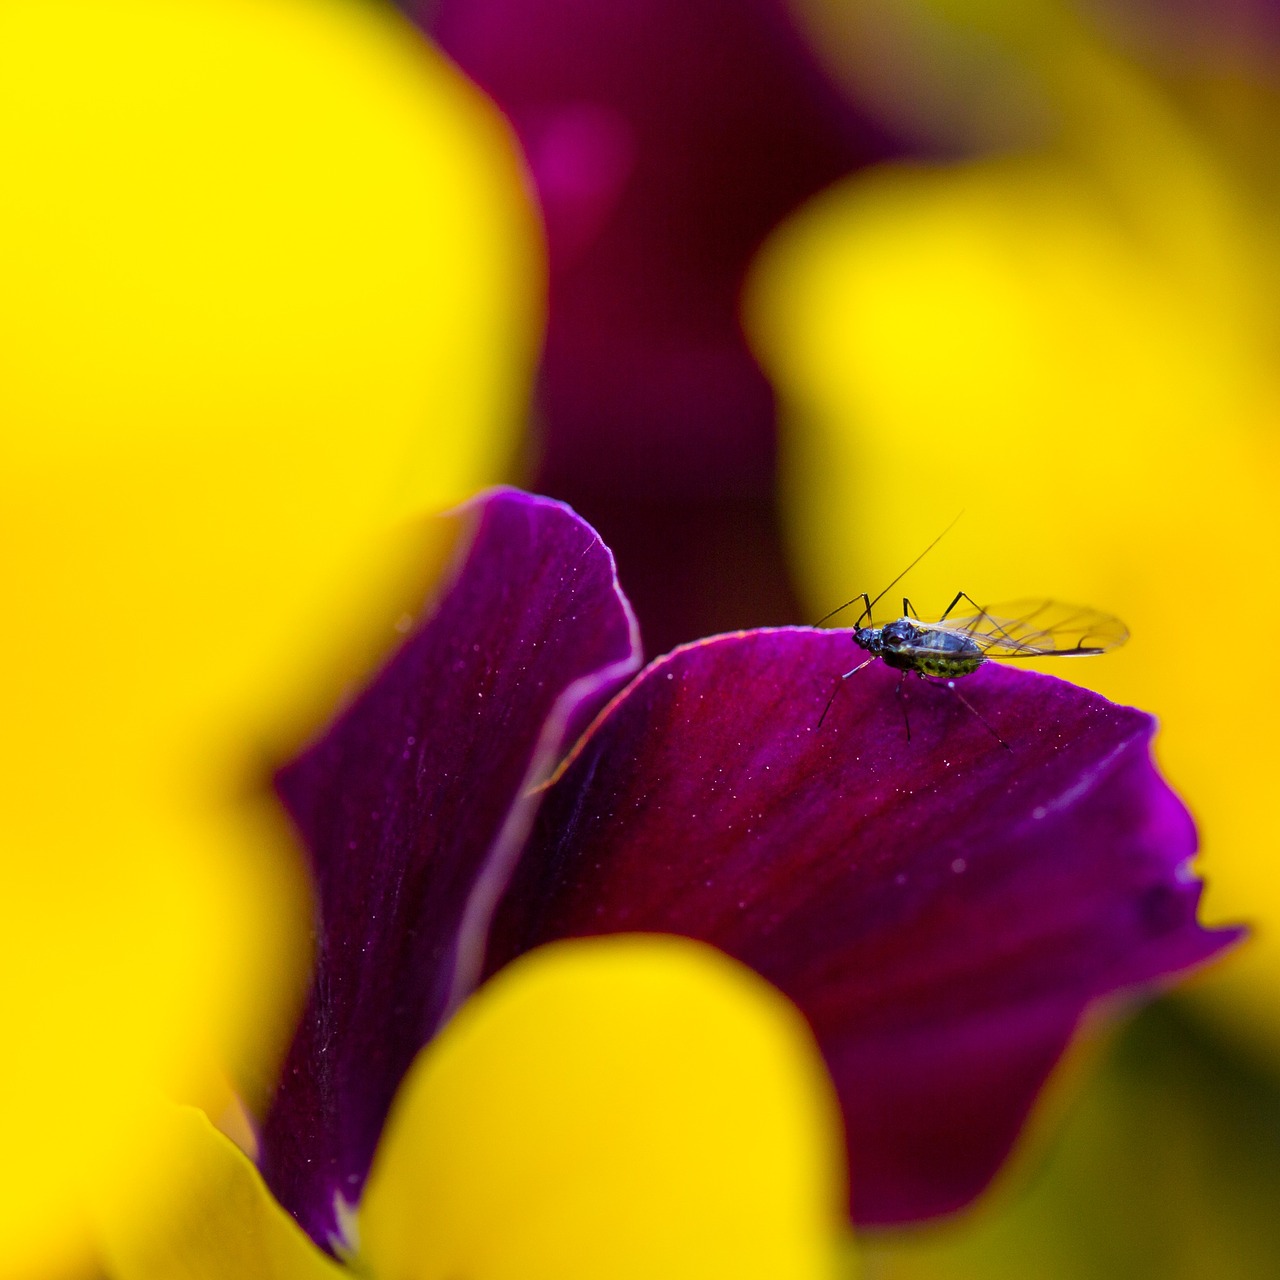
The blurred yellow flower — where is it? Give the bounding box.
[749,0,1279,1053]
[359,937,848,1280]
[0,0,542,1273]
[96,937,851,1280]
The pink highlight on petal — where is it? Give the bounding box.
[528,103,636,265]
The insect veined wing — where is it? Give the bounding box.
[925,600,1129,657]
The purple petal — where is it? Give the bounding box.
[485,629,1241,1224]
[258,489,643,1247]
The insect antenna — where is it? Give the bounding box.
[813,512,963,628]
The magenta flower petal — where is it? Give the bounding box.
[483,630,1240,1225]
[258,489,1234,1243]
[258,490,642,1247]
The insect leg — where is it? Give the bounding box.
[816,656,875,728]
[943,679,1012,751]
[896,672,912,742]
[903,596,915,619]
[813,592,873,629]
[941,591,1024,647]
[938,590,987,622]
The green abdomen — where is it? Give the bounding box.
[917,651,985,678]
[914,629,985,678]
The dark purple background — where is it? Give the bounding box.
[420,0,904,651]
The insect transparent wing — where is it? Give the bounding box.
[931,600,1129,657]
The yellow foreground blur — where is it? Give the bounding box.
[0,1,542,1272]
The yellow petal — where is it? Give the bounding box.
[0,0,542,1272]
[359,936,849,1280]
[96,1103,346,1280]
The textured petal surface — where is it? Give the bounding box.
[359,936,847,1280]
[260,490,643,1247]
[485,628,1240,1225]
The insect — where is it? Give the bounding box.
[815,527,1128,745]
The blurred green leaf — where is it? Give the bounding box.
[858,997,1280,1280]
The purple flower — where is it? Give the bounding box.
[258,488,1237,1250]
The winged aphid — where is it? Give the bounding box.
[815,525,1127,747]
